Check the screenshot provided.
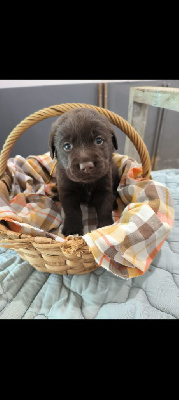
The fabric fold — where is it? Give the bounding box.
[0,152,174,279]
[83,154,174,278]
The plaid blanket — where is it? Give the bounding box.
[0,152,174,279]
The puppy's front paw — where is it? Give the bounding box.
[62,223,83,236]
[97,216,113,229]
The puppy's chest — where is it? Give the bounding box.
[80,184,94,204]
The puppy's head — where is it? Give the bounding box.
[49,108,118,183]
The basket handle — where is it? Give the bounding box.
[0,103,151,179]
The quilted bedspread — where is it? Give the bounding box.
[0,168,179,319]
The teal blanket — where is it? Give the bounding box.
[0,169,179,319]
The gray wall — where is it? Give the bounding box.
[0,83,98,158]
[0,80,179,169]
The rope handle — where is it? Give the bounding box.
[0,103,151,179]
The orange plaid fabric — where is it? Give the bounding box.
[84,153,174,278]
[0,152,174,279]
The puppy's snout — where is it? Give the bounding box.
[79,161,94,174]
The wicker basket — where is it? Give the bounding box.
[0,103,151,275]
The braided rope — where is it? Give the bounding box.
[0,103,151,179]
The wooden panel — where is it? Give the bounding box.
[107,81,163,157]
[124,89,149,162]
[125,85,179,164]
[131,86,179,112]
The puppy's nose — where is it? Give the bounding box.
[79,161,94,174]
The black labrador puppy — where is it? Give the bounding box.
[49,108,120,236]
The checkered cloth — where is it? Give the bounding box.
[0,152,174,279]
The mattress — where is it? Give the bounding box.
[0,168,178,319]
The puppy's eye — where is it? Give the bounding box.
[63,142,73,151]
[95,137,103,145]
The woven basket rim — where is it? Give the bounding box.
[0,103,151,275]
[0,103,151,179]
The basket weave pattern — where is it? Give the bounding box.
[0,103,151,275]
[0,231,98,275]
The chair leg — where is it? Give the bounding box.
[124,89,149,163]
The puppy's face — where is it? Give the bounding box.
[49,108,118,183]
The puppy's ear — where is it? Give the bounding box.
[49,129,56,159]
[111,128,118,150]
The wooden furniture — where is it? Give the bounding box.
[124,86,179,168]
